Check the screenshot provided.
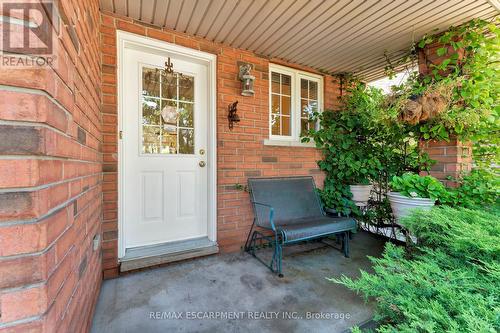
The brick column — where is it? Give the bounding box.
[417,40,471,185]
[0,1,102,332]
[419,139,472,186]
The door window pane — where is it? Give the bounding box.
[178,103,194,127]
[142,68,160,97]
[142,97,161,125]
[142,126,161,154]
[142,66,195,154]
[178,129,194,154]
[161,72,177,99]
[161,100,178,127]
[161,131,177,154]
[179,75,194,102]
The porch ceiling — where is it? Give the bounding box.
[100,0,499,81]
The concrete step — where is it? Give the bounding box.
[120,237,218,272]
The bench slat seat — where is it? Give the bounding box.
[277,216,356,243]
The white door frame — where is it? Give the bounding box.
[116,31,217,259]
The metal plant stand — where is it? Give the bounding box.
[356,174,406,242]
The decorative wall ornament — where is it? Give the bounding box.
[228,101,240,130]
[165,57,174,73]
[238,64,255,96]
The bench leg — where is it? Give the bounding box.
[342,231,350,258]
[274,238,284,278]
[335,234,342,245]
[244,219,256,252]
[244,227,284,277]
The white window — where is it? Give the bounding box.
[268,64,323,144]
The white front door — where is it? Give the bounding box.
[121,40,210,250]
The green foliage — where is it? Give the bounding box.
[305,19,499,217]
[303,83,384,214]
[331,207,500,332]
[389,173,448,201]
[400,206,500,262]
[446,168,500,210]
[304,82,431,214]
[234,183,249,192]
[319,183,358,216]
[392,19,500,161]
[307,83,385,185]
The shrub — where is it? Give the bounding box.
[446,168,500,211]
[331,207,500,332]
[401,206,500,262]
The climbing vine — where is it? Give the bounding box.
[386,18,499,165]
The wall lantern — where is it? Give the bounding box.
[238,64,255,96]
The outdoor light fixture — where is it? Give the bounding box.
[238,63,255,96]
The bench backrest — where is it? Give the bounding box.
[248,176,324,227]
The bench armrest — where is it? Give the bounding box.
[251,201,276,231]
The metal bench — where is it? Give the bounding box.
[244,176,357,277]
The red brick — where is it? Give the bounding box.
[146,29,174,43]
[116,20,145,35]
[0,285,48,322]
[0,253,48,289]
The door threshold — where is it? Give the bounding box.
[120,237,218,272]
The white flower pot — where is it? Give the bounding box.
[387,192,435,222]
[349,184,373,207]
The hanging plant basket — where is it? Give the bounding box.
[398,81,454,125]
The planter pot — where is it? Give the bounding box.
[349,184,373,207]
[387,192,435,222]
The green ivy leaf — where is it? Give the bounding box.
[436,47,448,56]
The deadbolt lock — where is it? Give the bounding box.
[199,149,205,155]
[199,161,206,167]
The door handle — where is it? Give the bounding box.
[199,161,206,167]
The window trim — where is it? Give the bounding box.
[268,64,323,143]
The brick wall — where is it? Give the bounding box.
[419,139,472,187]
[417,40,472,185]
[0,1,102,332]
[100,11,341,278]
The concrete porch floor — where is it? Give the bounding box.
[91,231,385,333]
